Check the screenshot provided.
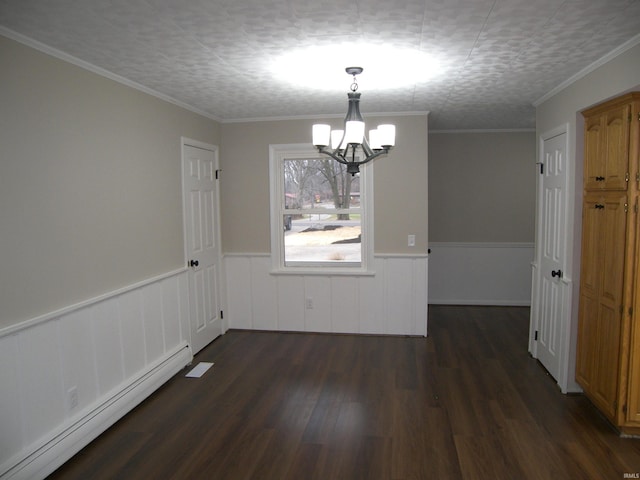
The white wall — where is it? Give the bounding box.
[225,255,428,336]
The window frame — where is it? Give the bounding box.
[269,143,374,275]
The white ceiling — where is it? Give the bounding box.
[1,0,639,130]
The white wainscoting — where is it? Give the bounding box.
[0,270,193,480]
[428,242,534,306]
[224,254,428,337]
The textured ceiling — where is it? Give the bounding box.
[1,0,639,130]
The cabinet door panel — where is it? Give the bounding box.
[602,104,630,190]
[579,196,603,296]
[583,103,630,191]
[584,116,603,190]
[600,194,628,304]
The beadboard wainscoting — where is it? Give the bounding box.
[224,254,429,337]
[428,242,534,306]
[0,270,193,480]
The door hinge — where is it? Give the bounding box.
[534,330,539,341]
[215,169,221,180]
[220,310,224,319]
[536,162,543,174]
[625,203,629,213]
[625,172,630,182]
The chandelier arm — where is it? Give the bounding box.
[317,146,349,165]
[361,136,375,158]
[317,145,391,166]
[359,148,389,165]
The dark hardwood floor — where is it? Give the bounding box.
[49,305,640,479]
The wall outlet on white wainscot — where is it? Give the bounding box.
[68,386,79,410]
[305,297,313,309]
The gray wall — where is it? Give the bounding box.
[219,115,429,254]
[428,131,536,243]
[0,35,220,329]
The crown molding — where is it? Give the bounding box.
[0,27,221,122]
[534,32,640,107]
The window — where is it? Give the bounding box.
[269,144,373,273]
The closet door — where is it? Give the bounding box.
[576,193,627,420]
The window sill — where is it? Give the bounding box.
[270,267,376,277]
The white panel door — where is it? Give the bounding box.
[536,131,567,381]
[183,143,222,354]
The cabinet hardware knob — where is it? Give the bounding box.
[595,176,605,181]
[190,259,199,267]
[595,204,605,209]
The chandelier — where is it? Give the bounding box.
[312,67,395,175]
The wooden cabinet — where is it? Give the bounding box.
[584,102,631,191]
[577,93,640,434]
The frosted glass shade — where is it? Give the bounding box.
[377,124,395,147]
[312,124,331,147]
[344,120,365,145]
[369,128,382,150]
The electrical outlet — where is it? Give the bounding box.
[68,386,78,410]
[408,234,416,247]
[306,297,313,309]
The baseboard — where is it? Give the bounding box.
[429,299,531,306]
[1,343,192,480]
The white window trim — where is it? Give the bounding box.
[269,143,374,275]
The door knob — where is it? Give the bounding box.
[190,259,199,267]
[551,269,562,278]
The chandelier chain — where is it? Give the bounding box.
[350,75,359,92]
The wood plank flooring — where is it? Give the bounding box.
[48,305,640,479]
